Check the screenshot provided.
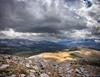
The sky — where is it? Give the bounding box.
[0,0,100,41]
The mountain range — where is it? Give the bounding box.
[58,39,100,50]
[0,39,66,55]
[0,39,100,55]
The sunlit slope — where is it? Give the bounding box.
[29,48,100,62]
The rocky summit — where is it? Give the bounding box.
[0,48,100,77]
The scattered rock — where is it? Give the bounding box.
[0,64,9,70]
[20,74,25,77]
[10,74,16,77]
[40,73,49,77]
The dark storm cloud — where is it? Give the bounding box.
[0,0,99,40]
[0,0,87,33]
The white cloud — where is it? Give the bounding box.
[70,30,91,39]
[0,28,99,41]
[0,28,59,41]
[0,28,40,39]
[61,29,91,39]
[95,39,100,43]
[76,0,100,28]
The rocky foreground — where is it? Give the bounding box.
[0,48,100,77]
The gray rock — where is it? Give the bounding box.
[0,64,9,70]
[40,73,49,77]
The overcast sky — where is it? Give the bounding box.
[0,0,100,41]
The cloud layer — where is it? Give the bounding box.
[0,0,100,41]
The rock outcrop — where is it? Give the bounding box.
[0,48,100,77]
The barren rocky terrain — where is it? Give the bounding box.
[0,48,100,77]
